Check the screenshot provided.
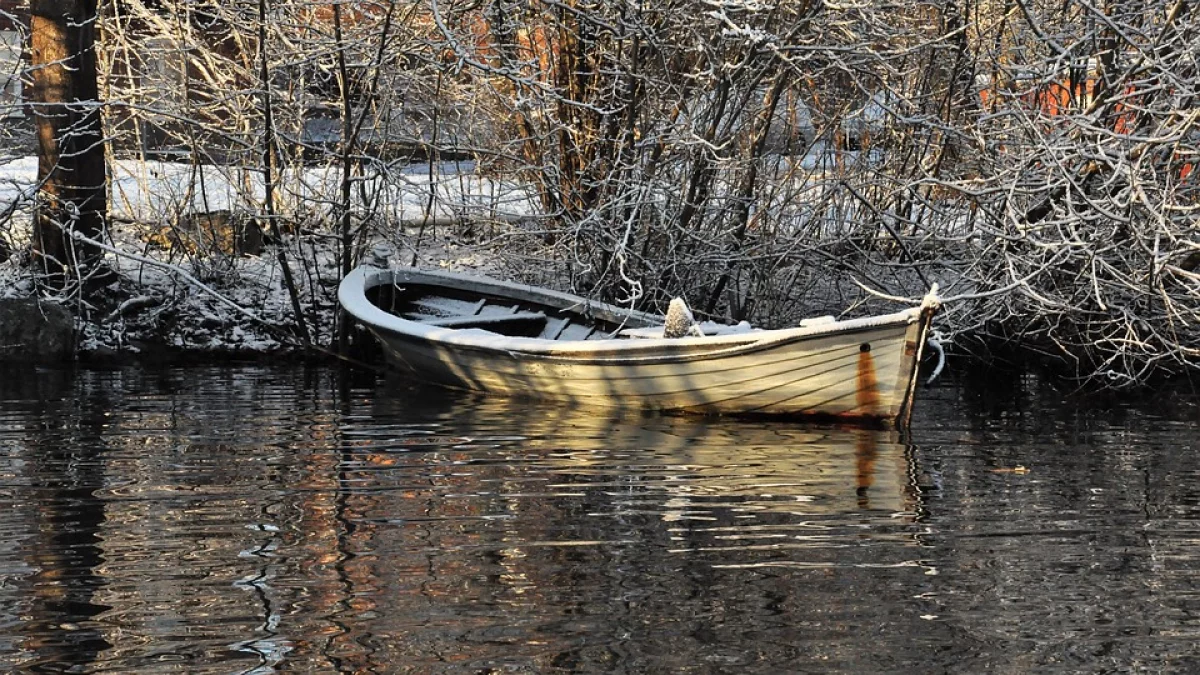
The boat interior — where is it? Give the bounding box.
[367,281,636,340]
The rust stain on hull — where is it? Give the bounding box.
[856,347,880,417]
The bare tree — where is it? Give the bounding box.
[2,0,1193,383]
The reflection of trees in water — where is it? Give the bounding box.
[0,366,383,673]
[4,366,1198,671]
[12,368,112,672]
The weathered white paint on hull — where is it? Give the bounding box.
[369,319,917,418]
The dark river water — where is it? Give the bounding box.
[0,364,1198,673]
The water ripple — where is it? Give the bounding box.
[0,366,1197,672]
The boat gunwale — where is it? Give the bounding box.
[339,265,938,366]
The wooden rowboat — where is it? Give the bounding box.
[338,253,940,425]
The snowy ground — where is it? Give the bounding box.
[0,157,530,359]
[1,156,540,234]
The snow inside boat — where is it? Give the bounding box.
[338,255,940,424]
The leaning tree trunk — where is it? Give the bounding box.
[29,0,107,288]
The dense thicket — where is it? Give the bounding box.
[2,0,1196,384]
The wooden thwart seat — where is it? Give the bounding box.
[426,311,547,330]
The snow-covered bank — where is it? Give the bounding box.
[0,225,507,361]
[0,157,523,361]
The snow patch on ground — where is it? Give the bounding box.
[105,158,539,224]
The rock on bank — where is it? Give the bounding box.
[0,299,74,362]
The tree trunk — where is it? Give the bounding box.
[29,0,107,287]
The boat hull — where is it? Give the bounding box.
[340,266,938,423]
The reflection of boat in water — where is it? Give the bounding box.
[527,414,916,517]
[340,259,940,424]
[331,384,932,671]
[363,385,922,517]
